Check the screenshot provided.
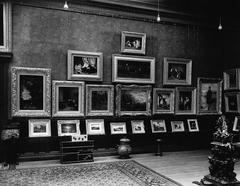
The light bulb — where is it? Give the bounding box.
[64,1,68,9]
[218,24,222,30]
[218,16,222,30]
[157,14,161,22]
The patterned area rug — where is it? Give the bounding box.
[0,160,183,186]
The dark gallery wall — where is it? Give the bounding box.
[1,0,231,159]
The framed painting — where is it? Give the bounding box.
[110,122,127,135]
[121,31,146,55]
[28,119,51,137]
[171,121,185,132]
[11,67,51,117]
[233,116,240,132]
[52,81,84,117]
[112,54,155,84]
[223,69,240,90]
[67,50,103,81]
[0,1,11,52]
[153,88,175,114]
[86,119,105,135]
[86,85,114,116]
[116,84,152,116]
[175,87,196,115]
[187,119,199,132]
[57,120,80,136]
[163,57,192,86]
[131,120,145,134]
[224,92,240,113]
[150,120,167,133]
[197,77,222,115]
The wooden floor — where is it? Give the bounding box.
[17,149,240,186]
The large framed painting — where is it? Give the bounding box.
[223,69,240,90]
[86,119,105,135]
[116,84,152,116]
[11,67,51,117]
[0,1,11,52]
[112,54,155,84]
[163,57,192,86]
[110,122,127,135]
[52,81,85,117]
[131,120,145,134]
[152,88,175,114]
[28,119,51,137]
[86,85,114,116]
[224,92,240,113]
[175,87,196,115]
[171,121,185,132]
[150,120,167,133]
[121,31,146,55]
[187,119,199,132]
[67,50,103,81]
[197,77,222,115]
[57,120,80,136]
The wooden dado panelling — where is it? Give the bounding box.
[3,1,226,157]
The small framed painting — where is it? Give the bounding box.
[163,57,192,86]
[116,84,152,116]
[197,77,222,115]
[223,69,240,90]
[67,50,103,81]
[57,120,80,136]
[175,87,196,115]
[153,88,175,114]
[131,120,145,134]
[112,54,155,84]
[187,119,199,132]
[224,92,240,113]
[86,85,114,116]
[150,120,167,133]
[52,81,85,117]
[28,119,51,137]
[233,116,240,132]
[86,119,105,135]
[171,121,185,132]
[11,67,51,117]
[121,31,146,55]
[110,122,127,135]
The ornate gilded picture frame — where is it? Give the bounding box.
[11,67,51,117]
[223,69,240,90]
[224,92,240,113]
[116,84,152,116]
[163,57,192,86]
[86,84,114,116]
[57,120,80,136]
[52,81,85,117]
[112,54,155,84]
[28,119,51,137]
[67,50,103,81]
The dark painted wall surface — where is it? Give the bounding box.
[2,2,228,157]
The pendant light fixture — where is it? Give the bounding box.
[218,16,222,30]
[157,0,161,22]
[63,1,69,9]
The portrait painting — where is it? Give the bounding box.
[110,122,127,135]
[29,119,51,137]
[131,120,145,134]
[163,57,192,86]
[67,50,103,81]
[153,88,175,114]
[57,120,80,136]
[112,54,155,84]
[187,119,199,132]
[52,81,84,117]
[224,92,240,113]
[151,120,167,133]
[175,87,196,115]
[171,121,185,132]
[86,85,114,116]
[233,116,240,132]
[121,31,146,55]
[223,69,240,90]
[116,84,152,116]
[197,78,222,115]
[11,67,51,117]
[86,119,105,135]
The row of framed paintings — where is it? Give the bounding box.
[28,119,200,138]
[11,66,223,117]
